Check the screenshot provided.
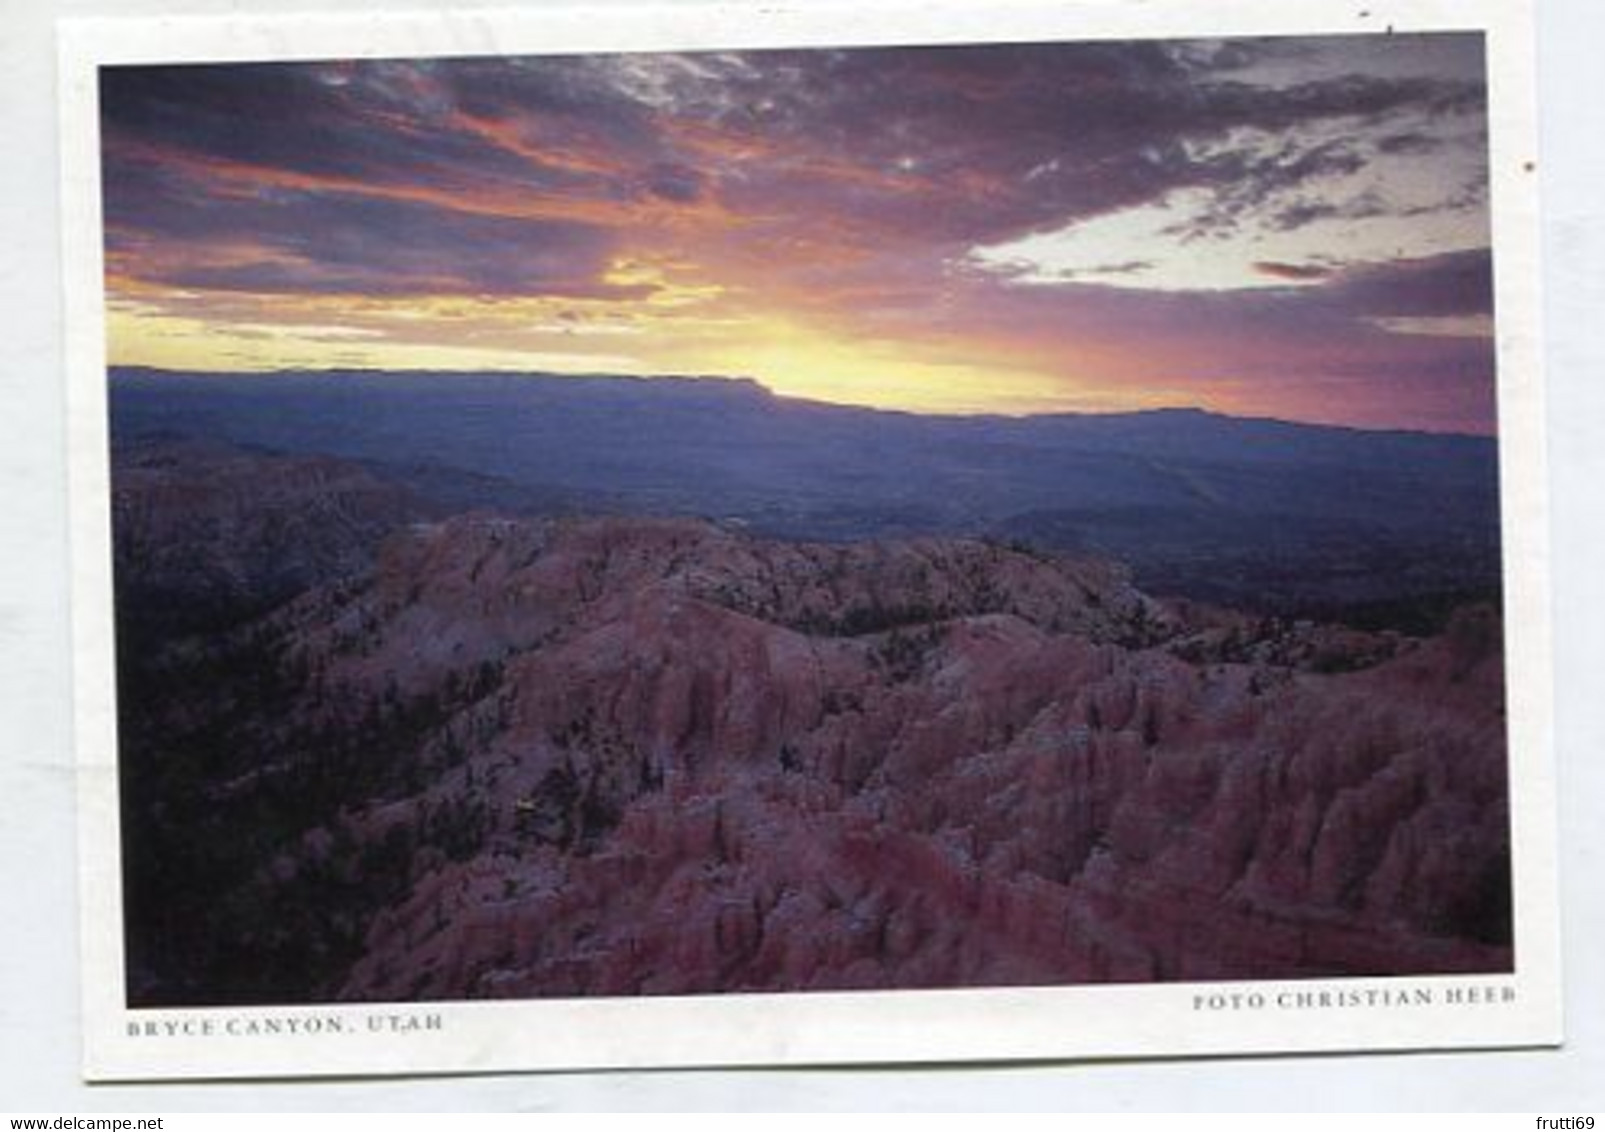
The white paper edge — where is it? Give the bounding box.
[56,0,1561,1082]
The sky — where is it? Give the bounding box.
[99,34,1498,433]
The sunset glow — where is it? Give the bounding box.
[100,35,1497,432]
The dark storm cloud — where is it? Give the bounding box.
[1327,248,1494,317]
[644,37,1486,246]
[102,146,643,299]
[101,36,1489,288]
[103,64,543,190]
[98,60,681,200]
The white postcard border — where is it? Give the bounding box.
[59,0,1561,1082]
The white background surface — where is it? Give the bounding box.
[2,0,1600,1111]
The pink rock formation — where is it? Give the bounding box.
[217,513,1510,1001]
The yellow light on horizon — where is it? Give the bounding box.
[105,304,648,375]
[106,287,1209,419]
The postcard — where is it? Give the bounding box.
[58,0,1560,1081]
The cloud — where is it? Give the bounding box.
[1265,190,1391,232]
[1254,261,1336,282]
[102,37,1489,279]
[103,149,645,298]
[1376,131,1445,156]
[1327,248,1494,318]
[1061,260,1155,280]
[98,37,1497,431]
[669,39,1487,250]
[639,161,705,203]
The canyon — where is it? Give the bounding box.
[112,431,1511,1006]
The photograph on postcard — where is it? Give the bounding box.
[61,0,1559,1077]
[99,30,1515,1007]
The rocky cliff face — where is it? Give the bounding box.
[112,448,1510,1005]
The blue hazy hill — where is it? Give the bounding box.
[108,367,1502,622]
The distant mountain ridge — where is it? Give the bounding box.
[109,366,1502,623]
[109,365,1492,437]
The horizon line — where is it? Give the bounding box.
[106,363,1498,441]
